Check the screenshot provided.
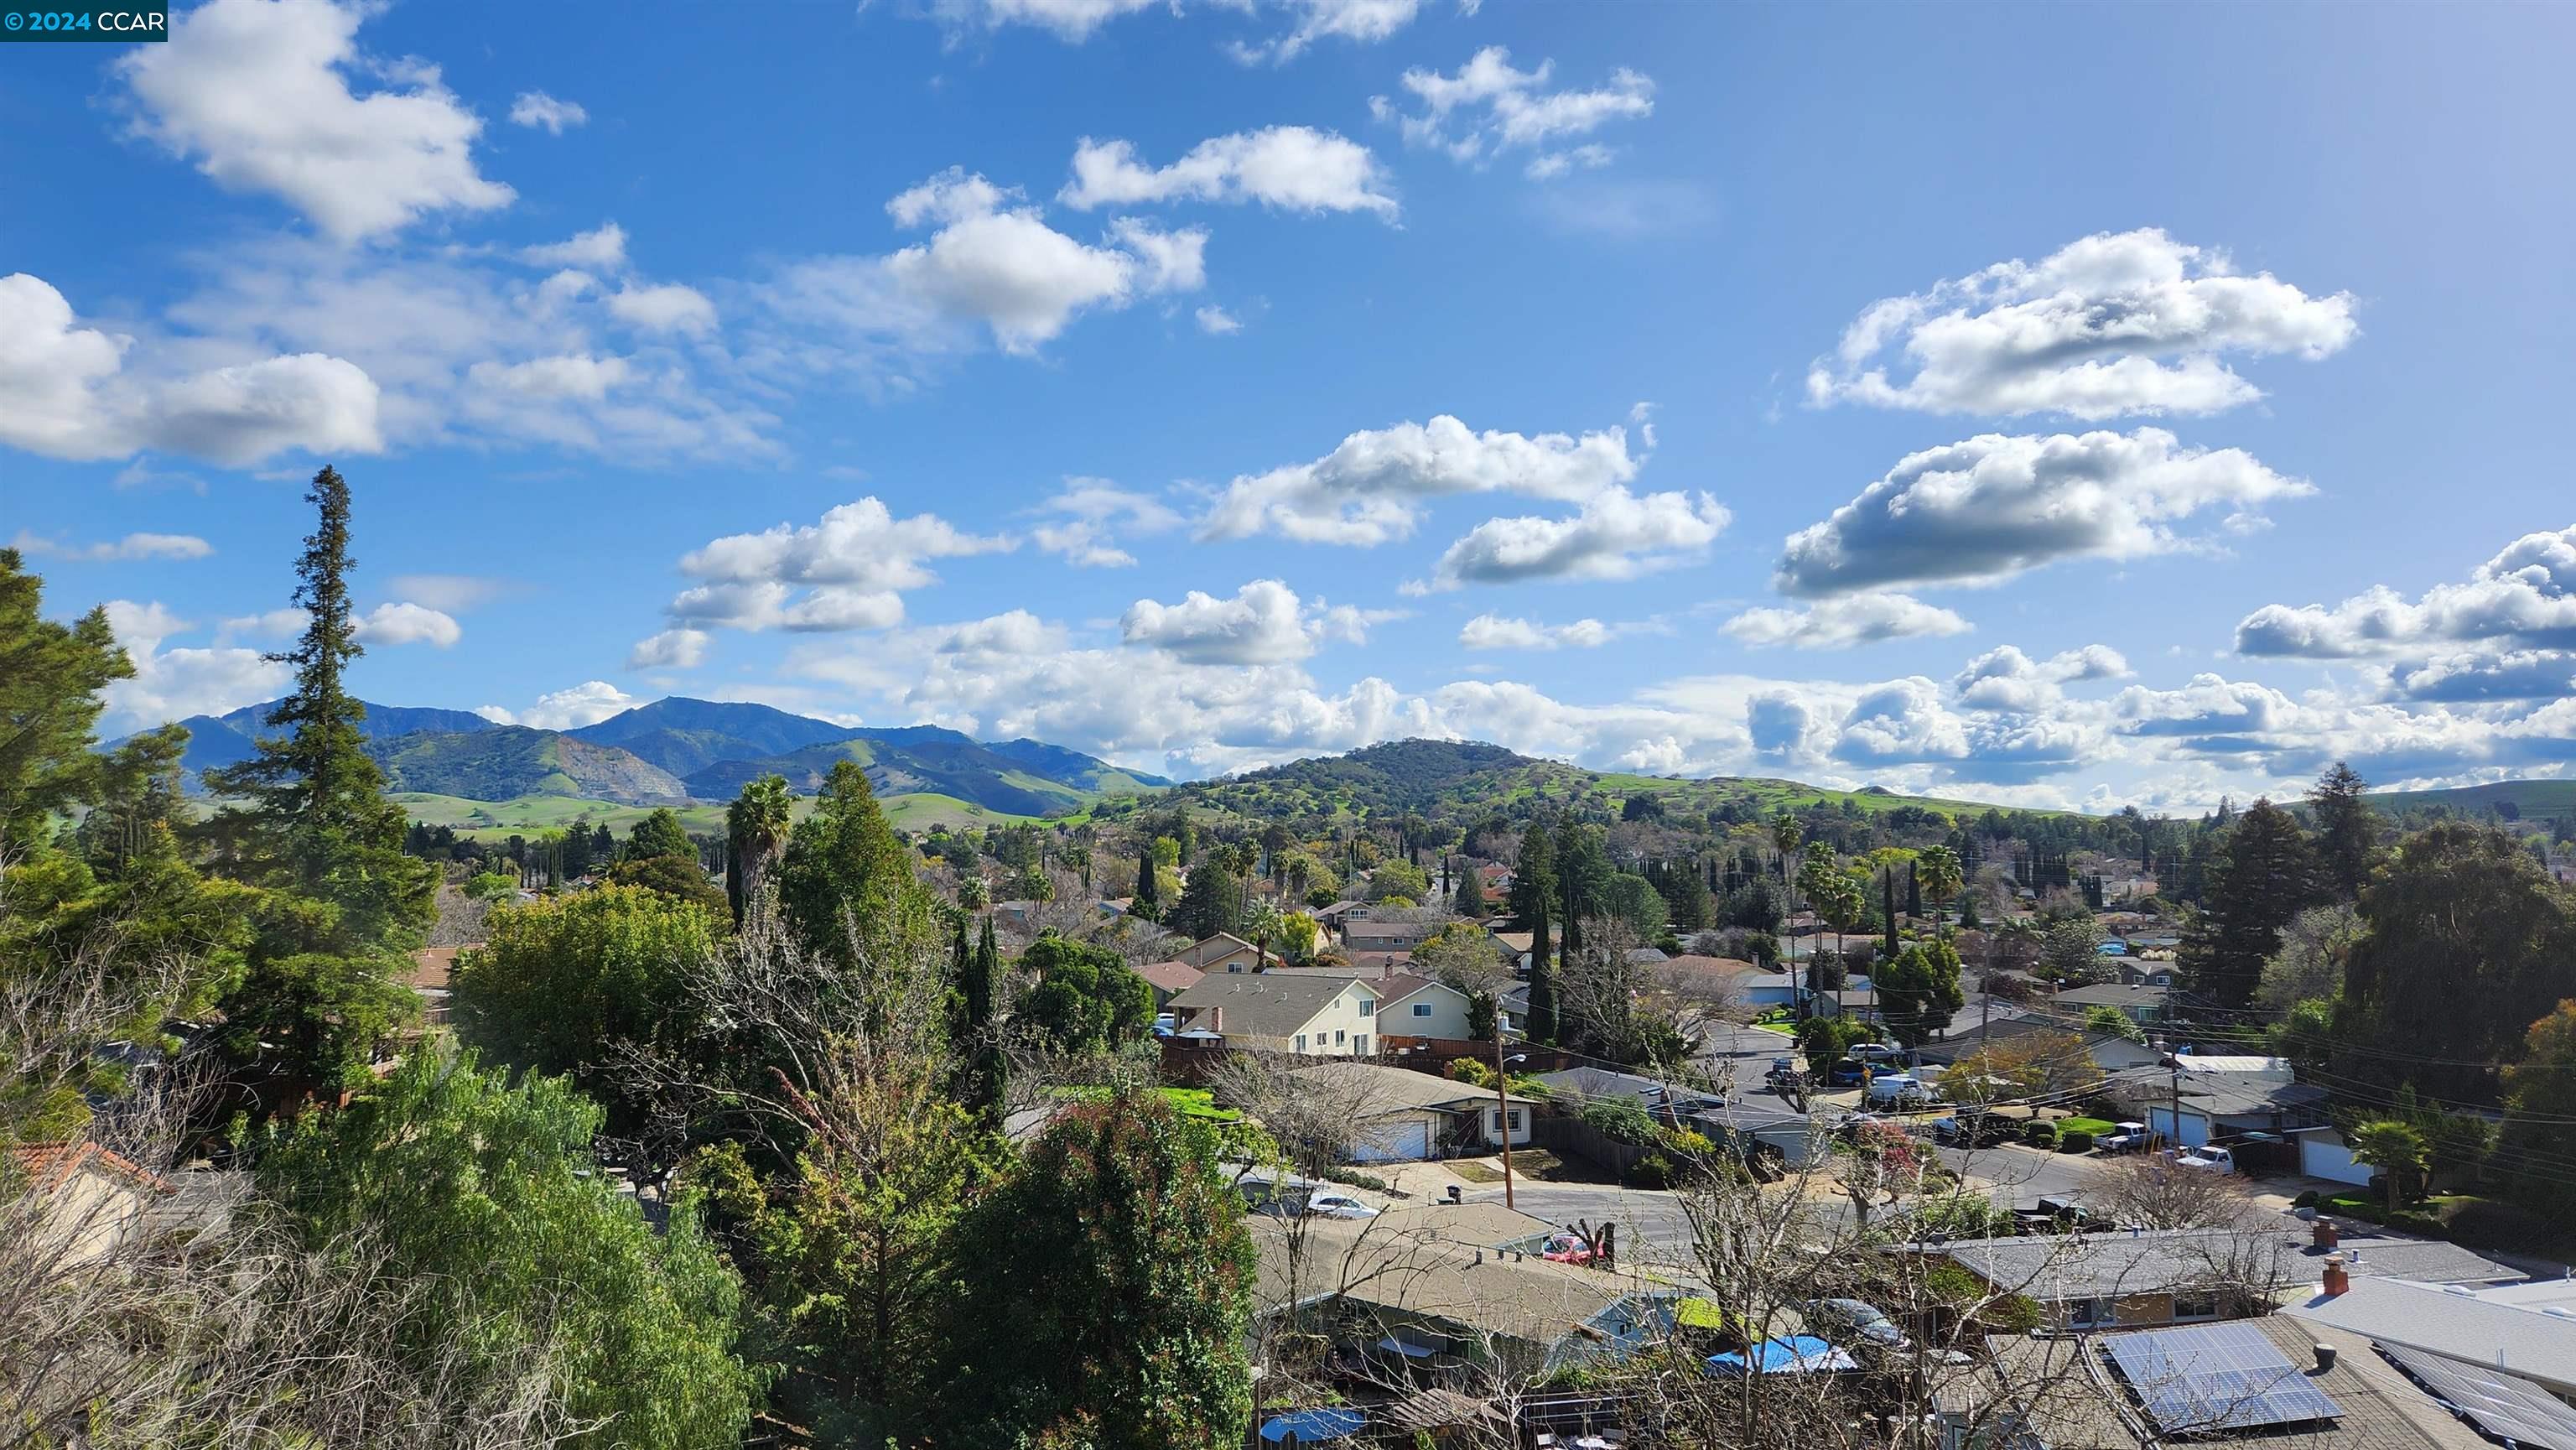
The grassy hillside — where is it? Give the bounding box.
[683,735,1127,818]
[1165,738,2062,825]
[370,727,690,803]
[2369,777,2576,821]
[397,789,1019,838]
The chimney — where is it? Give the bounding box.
[2314,1343,2338,1373]
[2313,1219,2339,1250]
[2321,1256,2350,1297]
[1208,1006,1223,1032]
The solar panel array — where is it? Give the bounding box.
[2104,1321,2345,1434]
[2377,1342,2576,1450]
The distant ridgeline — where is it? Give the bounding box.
[137,696,1172,819]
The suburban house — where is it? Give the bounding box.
[2109,959,2180,988]
[1945,1312,2521,1450]
[1164,974,1384,1056]
[406,944,467,1029]
[1376,976,1480,1040]
[2287,1273,2576,1402]
[1932,1224,2522,1333]
[1915,1014,2163,1073]
[1289,1060,1536,1160]
[6,1141,174,1269]
[2049,981,2174,1026]
[1176,932,1281,974]
[1342,915,1445,954]
[1254,1203,1683,1380]
[1531,1066,1821,1167]
[2109,1058,2330,1147]
[1732,971,1810,1012]
[1488,929,1534,974]
[1132,959,1204,1006]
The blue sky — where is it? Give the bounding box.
[6,0,2573,808]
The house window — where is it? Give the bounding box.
[2070,1297,2115,1329]
[1294,1034,1307,1052]
[1358,1000,1374,1018]
[2172,1291,2220,1323]
[1334,1030,1346,1045]
[1412,1002,1434,1017]
[1354,1035,1368,1055]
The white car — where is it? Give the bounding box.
[1864,1073,1937,1106]
[1304,1189,1380,1219]
[2167,1145,2236,1173]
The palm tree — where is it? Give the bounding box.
[1916,845,1964,928]
[1240,897,1283,974]
[957,874,991,913]
[2348,1119,2432,1218]
[724,773,792,926]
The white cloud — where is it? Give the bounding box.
[1230,0,1427,62]
[628,627,711,670]
[1119,579,1389,664]
[384,573,507,612]
[1060,128,1397,217]
[879,169,1191,354]
[1775,428,2311,598]
[1200,412,1645,546]
[660,496,1011,637]
[508,91,588,134]
[217,606,309,643]
[607,281,718,336]
[1524,144,1613,181]
[0,273,383,467]
[1195,304,1243,335]
[98,600,290,730]
[925,0,1428,55]
[1807,228,2358,419]
[1030,478,1184,568]
[1105,217,1209,294]
[928,0,1166,42]
[2235,523,2576,657]
[506,681,639,730]
[522,223,627,270]
[1374,46,1654,169]
[1418,486,1728,590]
[1458,614,1624,651]
[1721,592,1971,650]
[8,530,212,563]
[353,600,460,647]
[117,0,513,242]
[1950,642,2131,710]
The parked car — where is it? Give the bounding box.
[2099,1121,2152,1154]
[1152,1012,1177,1038]
[1932,1113,2012,1148]
[1540,1232,1601,1265]
[2166,1145,2237,1173]
[1864,1073,1937,1107]
[1303,1189,1381,1219]
[1848,1043,1906,1064]
[1799,1297,1910,1351]
[1239,1182,1381,1219]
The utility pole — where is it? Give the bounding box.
[1492,1026,1518,1210]
[2156,1037,2182,1151]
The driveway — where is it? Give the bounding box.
[1935,1141,2117,1209]
[1466,1182,1701,1267]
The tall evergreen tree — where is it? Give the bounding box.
[2307,761,2379,901]
[1883,865,1899,958]
[2179,798,2319,1008]
[1509,820,1556,929]
[1134,839,1161,916]
[203,468,435,1089]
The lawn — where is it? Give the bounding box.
[2055,1118,2117,1137]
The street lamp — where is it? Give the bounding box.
[1491,1036,1528,1209]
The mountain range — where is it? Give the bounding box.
[158,696,1172,819]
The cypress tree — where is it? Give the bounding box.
[1525,897,1557,1045]
[1135,840,1160,915]
[1883,865,1899,959]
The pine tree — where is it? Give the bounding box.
[200,470,436,1089]
[1134,839,1161,916]
[1525,896,1557,1045]
[2308,761,2379,901]
[2179,798,2319,1008]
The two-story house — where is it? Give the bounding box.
[1165,974,1385,1056]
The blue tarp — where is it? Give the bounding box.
[1259,1407,1365,1442]
[1706,1336,1860,1376]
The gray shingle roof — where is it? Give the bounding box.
[1940,1224,2523,1302]
[1166,973,1374,1039]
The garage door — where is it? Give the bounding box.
[1353,1117,1431,1163]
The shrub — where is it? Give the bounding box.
[2442,1197,2551,1251]
[463,870,520,900]
[1581,1096,1659,1146]
[2058,1130,2096,1154]
[2292,1189,2321,1208]
[1661,1128,1716,1157]
[1627,1154,1676,1188]
[1445,1058,1497,1089]
[2022,1120,2060,1147]
[2383,1209,2445,1236]
[1323,1167,1390,1193]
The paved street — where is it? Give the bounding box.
[1935,1141,2117,1209]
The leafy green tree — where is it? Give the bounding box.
[2337,824,2576,1100]
[2039,914,2106,982]
[2179,798,2319,1008]
[724,774,792,926]
[259,1052,756,1450]
[464,869,520,900]
[1015,934,1156,1055]
[2347,1118,2432,1217]
[625,808,695,862]
[1168,858,1243,940]
[453,884,723,1130]
[605,850,731,917]
[2085,1004,2148,1044]
[776,760,947,1038]
[1875,939,1965,1047]
[943,1092,1256,1448]
[1365,857,1430,903]
[1516,820,1558,1043]
[1604,871,1670,938]
[202,469,436,1089]
[2501,1000,2576,1208]
[2307,761,2379,902]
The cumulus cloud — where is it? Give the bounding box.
[924,0,1429,55]
[98,600,290,730]
[1030,478,1184,568]
[485,681,639,730]
[1458,615,1623,651]
[2235,524,2576,657]
[606,281,719,336]
[352,601,461,647]
[1722,592,1971,650]
[875,169,1202,353]
[8,530,213,563]
[2373,649,2576,704]
[508,91,588,134]
[386,573,509,612]
[627,627,710,670]
[522,223,627,271]
[1951,643,2132,710]
[0,273,383,468]
[1417,486,1728,590]
[1061,128,1396,217]
[1196,304,1243,335]
[658,497,1010,637]
[1775,428,2311,598]
[116,0,513,242]
[1373,46,1654,176]
[2114,672,2302,740]
[1119,579,1390,664]
[1199,412,1644,546]
[1807,228,2357,419]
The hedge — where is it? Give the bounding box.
[2058,1130,2096,1153]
